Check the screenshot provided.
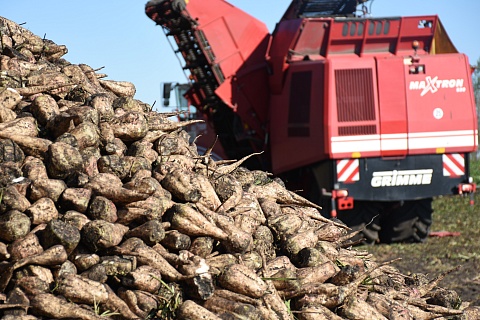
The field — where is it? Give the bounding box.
[362,159,480,304]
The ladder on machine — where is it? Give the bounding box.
[145,0,223,113]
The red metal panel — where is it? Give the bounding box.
[325,57,380,159]
[186,0,270,84]
[268,19,304,94]
[397,16,437,54]
[404,53,477,154]
[292,19,329,57]
[270,61,327,174]
[323,16,437,56]
[328,19,366,56]
[200,18,243,75]
[362,19,401,55]
[376,56,408,157]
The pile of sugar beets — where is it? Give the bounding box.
[0,16,478,320]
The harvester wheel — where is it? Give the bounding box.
[336,201,383,244]
[379,199,433,243]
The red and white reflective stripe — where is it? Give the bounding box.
[337,159,359,183]
[330,130,477,154]
[408,130,476,150]
[442,153,465,177]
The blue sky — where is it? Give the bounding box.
[3,0,479,110]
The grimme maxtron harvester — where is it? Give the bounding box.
[145,0,478,243]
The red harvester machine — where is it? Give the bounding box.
[145,0,478,243]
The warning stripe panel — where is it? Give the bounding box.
[337,159,359,183]
[442,154,465,177]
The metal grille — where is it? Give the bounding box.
[338,125,376,136]
[335,68,376,122]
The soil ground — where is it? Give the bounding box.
[361,193,480,305]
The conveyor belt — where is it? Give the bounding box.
[145,0,222,113]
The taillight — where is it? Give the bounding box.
[458,183,476,194]
[332,189,349,198]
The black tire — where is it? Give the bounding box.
[336,201,383,244]
[379,199,433,243]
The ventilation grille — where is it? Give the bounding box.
[338,125,376,136]
[335,68,377,135]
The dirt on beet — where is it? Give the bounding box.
[362,192,480,305]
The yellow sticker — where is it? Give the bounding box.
[351,152,361,158]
